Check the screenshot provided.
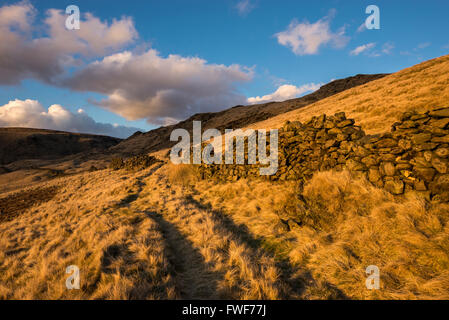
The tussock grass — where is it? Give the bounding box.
[0,167,177,299]
[191,170,449,299]
[146,166,291,299]
[167,163,200,187]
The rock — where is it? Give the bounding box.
[368,168,382,183]
[354,146,371,157]
[413,143,439,152]
[412,157,433,168]
[283,121,302,132]
[376,139,398,148]
[328,127,342,135]
[398,139,412,150]
[324,120,336,129]
[429,107,449,118]
[381,162,396,176]
[379,153,397,162]
[396,163,412,170]
[422,126,448,137]
[434,147,449,158]
[313,115,326,129]
[410,114,429,121]
[411,133,432,144]
[351,131,365,140]
[384,179,405,195]
[400,112,413,121]
[414,167,436,182]
[430,118,449,129]
[362,156,378,167]
[346,159,366,171]
[423,151,433,163]
[429,174,449,195]
[315,130,328,141]
[398,121,418,129]
[334,112,346,122]
[431,157,448,174]
[324,139,338,149]
[414,180,427,191]
[431,135,449,144]
[337,119,355,128]
[337,133,349,141]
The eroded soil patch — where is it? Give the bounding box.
[0,186,59,223]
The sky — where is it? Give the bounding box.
[0,0,448,138]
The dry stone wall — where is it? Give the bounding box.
[198,107,449,201]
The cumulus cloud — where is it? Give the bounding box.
[62,50,253,125]
[0,1,35,30]
[235,0,255,16]
[0,99,141,138]
[247,83,322,104]
[0,2,137,85]
[275,11,349,55]
[0,2,255,126]
[350,43,376,56]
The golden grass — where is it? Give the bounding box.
[166,163,200,187]
[0,166,177,299]
[191,170,449,299]
[2,55,449,300]
[2,161,448,299]
[246,54,449,134]
[144,166,292,299]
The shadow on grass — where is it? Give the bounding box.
[183,194,349,300]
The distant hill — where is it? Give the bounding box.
[112,73,388,155]
[0,128,121,165]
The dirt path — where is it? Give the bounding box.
[124,165,303,299]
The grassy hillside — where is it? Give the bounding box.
[1,55,449,300]
[111,74,387,155]
[247,54,449,134]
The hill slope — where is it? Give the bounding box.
[111,74,387,155]
[246,54,449,133]
[0,128,121,166]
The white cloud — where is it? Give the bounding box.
[0,2,256,126]
[381,42,395,55]
[0,1,35,30]
[275,12,349,55]
[352,42,395,58]
[235,0,255,16]
[0,99,141,138]
[247,83,322,104]
[416,42,431,50]
[350,43,376,56]
[62,50,253,125]
[0,2,137,85]
[357,23,366,33]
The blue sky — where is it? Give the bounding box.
[0,0,448,137]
